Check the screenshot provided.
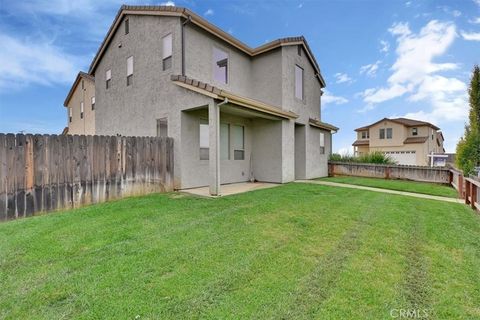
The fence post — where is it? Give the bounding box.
[458,175,464,199]
[471,183,477,210]
[465,180,471,205]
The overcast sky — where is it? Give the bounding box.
[1,0,479,153]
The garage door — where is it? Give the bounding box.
[383,151,416,165]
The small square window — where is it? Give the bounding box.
[379,128,385,139]
[386,128,393,139]
[157,117,168,137]
[412,127,418,136]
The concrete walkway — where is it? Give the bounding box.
[295,180,463,204]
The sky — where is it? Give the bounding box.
[1,0,479,153]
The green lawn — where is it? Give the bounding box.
[321,176,459,198]
[1,183,479,319]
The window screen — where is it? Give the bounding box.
[127,56,133,86]
[386,128,393,139]
[379,128,385,139]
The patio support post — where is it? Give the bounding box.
[209,100,220,196]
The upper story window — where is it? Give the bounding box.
[162,33,172,71]
[81,80,84,90]
[361,131,369,139]
[106,69,111,89]
[319,132,325,154]
[233,125,244,160]
[386,128,393,139]
[125,18,129,35]
[91,96,95,110]
[157,117,168,137]
[297,45,302,56]
[80,101,84,119]
[295,65,304,100]
[213,47,228,84]
[412,127,418,136]
[127,56,133,86]
[69,108,72,123]
[379,128,385,139]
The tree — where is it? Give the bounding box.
[456,65,480,175]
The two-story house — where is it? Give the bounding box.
[63,72,96,135]
[353,118,445,166]
[63,5,338,195]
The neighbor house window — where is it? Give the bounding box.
[199,121,209,160]
[361,131,369,139]
[80,102,84,119]
[156,117,168,137]
[106,69,111,89]
[162,33,172,71]
[233,125,244,160]
[125,18,129,35]
[379,128,385,139]
[81,80,84,90]
[91,96,95,110]
[127,56,133,86]
[220,123,230,160]
[412,127,418,136]
[386,128,393,139]
[69,108,72,123]
[320,132,325,154]
[295,65,304,100]
[213,47,228,84]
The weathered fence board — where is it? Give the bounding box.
[0,134,174,221]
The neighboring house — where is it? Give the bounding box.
[64,5,338,195]
[64,72,96,135]
[353,118,445,166]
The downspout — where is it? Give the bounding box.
[181,15,192,77]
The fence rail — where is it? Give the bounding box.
[0,134,174,221]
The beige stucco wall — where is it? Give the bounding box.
[66,78,95,135]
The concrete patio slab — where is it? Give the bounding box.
[180,182,280,197]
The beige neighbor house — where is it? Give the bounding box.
[64,72,96,135]
[353,118,446,166]
[63,5,338,195]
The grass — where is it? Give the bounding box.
[320,176,459,198]
[1,183,479,319]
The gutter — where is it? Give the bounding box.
[181,15,192,76]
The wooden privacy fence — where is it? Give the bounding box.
[450,168,480,212]
[0,134,174,221]
[328,161,451,184]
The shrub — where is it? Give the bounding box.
[329,151,396,164]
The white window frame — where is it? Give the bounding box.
[199,120,209,160]
[91,96,95,110]
[232,125,245,160]
[127,56,133,86]
[106,69,111,89]
[320,132,325,154]
[80,101,84,119]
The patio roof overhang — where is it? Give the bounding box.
[171,75,298,120]
[309,118,339,133]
